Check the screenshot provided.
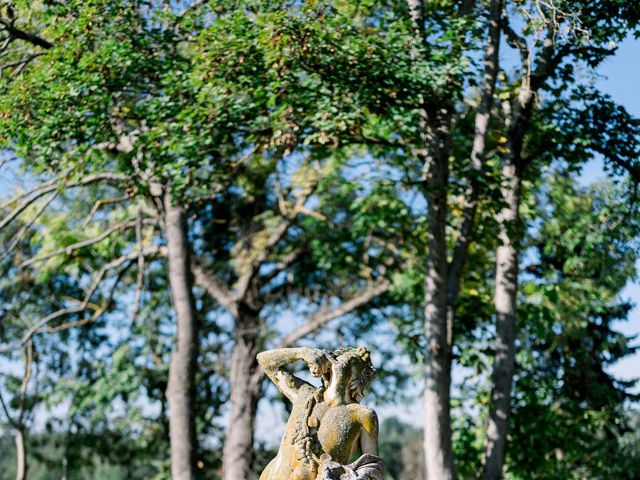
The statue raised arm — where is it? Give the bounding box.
[257,347,386,480]
[257,347,335,402]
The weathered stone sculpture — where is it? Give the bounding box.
[257,347,385,480]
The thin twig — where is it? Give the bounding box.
[0,246,166,352]
[20,218,157,268]
[1,190,58,259]
[0,172,130,232]
[81,196,129,227]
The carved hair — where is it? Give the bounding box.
[333,347,375,401]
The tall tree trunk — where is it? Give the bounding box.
[422,120,457,480]
[165,197,200,480]
[223,307,262,480]
[480,160,521,480]
[15,428,26,480]
[479,70,535,477]
[414,1,499,477]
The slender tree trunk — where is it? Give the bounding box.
[165,197,200,480]
[422,119,457,480]
[480,160,520,480]
[479,74,535,478]
[15,428,26,480]
[415,2,500,477]
[223,307,262,480]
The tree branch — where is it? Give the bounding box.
[277,279,391,348]
[19,218,157,268]
[502,14,529,71]
[1,190,58,259]
[447,0,502,312]
[233,183,319,302]
[45,259,132,334]
[191,257,238,317]
[258,247,306,291]
[0,52,44,77]
[0,18,53,50]
[81,196,130,227]
[0,385,17,428]
[0,172,130,232]
[0,246,166,352]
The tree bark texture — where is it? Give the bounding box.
[480,160,521,480]
[422,120,457,480]
[417,1,501,477]
[165,198,200,480]
[15,429,26,480]
[222,307,262,480]
[479,58,537,474]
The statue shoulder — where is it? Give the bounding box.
[351,404,378,428]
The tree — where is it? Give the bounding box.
[0,3,411,478]
[478,2,640,477]
[1,2,639,479]
[507,174,640,479]
[378,417,426,480]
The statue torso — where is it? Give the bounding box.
[260,385,371,480]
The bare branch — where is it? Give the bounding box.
[258,247,306,289]
[0,52,44,77]
[0,246,166,352]
[0,155,18,171]
[277,279,391,348]
[447,0,502,313]
[0,173,66,210]
[232,218,292,302]
[45,258,132,334]
[1,190,58,259]
[233,181,320,302]
[81,196,129,227]
[0,18,53,50]
[19,218,157,268]
[191,257,237,317]
[0,172,130,232]
[502,14,529,71]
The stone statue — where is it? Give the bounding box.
[257,347,386,480]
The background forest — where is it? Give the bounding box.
[0,1,639,479]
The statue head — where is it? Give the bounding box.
[323,346,375,403]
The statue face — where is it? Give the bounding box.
[324,347,374,403]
